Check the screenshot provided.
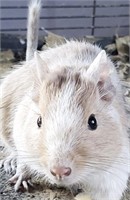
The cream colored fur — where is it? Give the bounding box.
[0,0,129,199]
[0,41,129,199]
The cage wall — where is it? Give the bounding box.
[0,0,129,38]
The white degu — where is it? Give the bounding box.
[0,1,129,200]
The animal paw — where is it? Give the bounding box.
[0,153,17,174]
[8,166,33,191]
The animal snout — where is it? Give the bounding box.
[50,166,71,179]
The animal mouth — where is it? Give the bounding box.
[52,177,67,185]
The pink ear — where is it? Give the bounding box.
[86,50,115,102]
[97,77,116,102]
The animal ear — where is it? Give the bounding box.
[34,51,49,83]
[86,50,115,102]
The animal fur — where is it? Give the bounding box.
[0,1,129,200]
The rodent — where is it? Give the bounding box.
[0,1,129,200]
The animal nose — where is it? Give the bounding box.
[50,166,71,178]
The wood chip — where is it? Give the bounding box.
[75,193,91,200]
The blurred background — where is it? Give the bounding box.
[0,0,129,37]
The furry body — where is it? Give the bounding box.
[0,1,129,200]
[0,41,129,200]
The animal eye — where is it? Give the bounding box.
[88,114,97,130]
[37,116,42,128]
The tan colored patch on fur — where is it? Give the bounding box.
[39,68,96,115]
[74,116,121,172]
[44,68,83,95]
[37,142,49,168]
[38,68,122,171]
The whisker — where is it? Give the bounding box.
[78,163,127,188]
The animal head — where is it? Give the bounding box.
[27,50,121,186]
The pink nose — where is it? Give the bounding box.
[50,166,71,178]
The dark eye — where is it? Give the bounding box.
[88,114,97,130]
[37,116,42,128]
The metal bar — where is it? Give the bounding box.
[94,25,129,28]
[1,25,128,32]
[0,16,92,20]
[0,4,128,9]
[0,15,129,21]
[0,5,93,9]
[91,0,96,35]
